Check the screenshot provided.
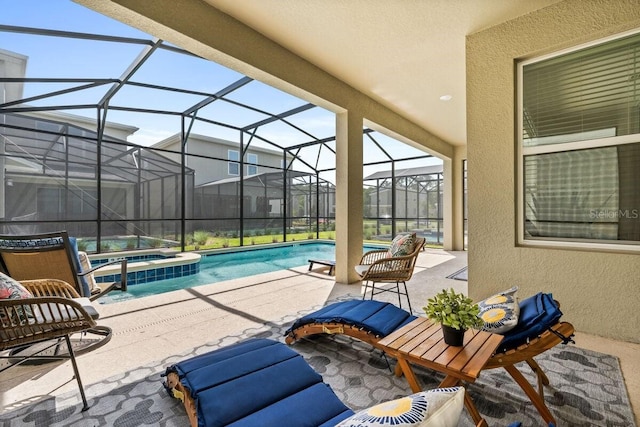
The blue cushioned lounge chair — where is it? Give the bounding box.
[164,338,355,427]
[285,295,575,426]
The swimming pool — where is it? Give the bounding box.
[100,242,384,303]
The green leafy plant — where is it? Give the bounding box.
[149,238,164,248]
[76,239,88,252]
[125,237,137,250]
[423,288,483,330]
[193,230,210,246]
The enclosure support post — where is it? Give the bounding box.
[335,111,363,284]
[443,146,465,251]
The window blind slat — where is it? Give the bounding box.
[523,33,640,144]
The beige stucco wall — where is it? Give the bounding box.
[467,0,640,343]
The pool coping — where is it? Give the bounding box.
[89,249,201,278]
[196,239,389,257]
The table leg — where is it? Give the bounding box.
[439,376,487,427]
[504,364,556,425]
[395,357,422,393]
[394,362,403,377]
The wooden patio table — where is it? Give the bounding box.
[378,317,503,427]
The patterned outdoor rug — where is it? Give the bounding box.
[0,300,635,427]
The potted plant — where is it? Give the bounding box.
[423,288,484,346]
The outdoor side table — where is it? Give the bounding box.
[378,317,503,427]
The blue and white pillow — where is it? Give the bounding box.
[336,387,464,427]
[478,286,520,334]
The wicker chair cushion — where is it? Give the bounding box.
[33,297,99,323]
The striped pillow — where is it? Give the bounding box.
[336,387,464,427]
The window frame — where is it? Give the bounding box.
[516,28,640,253]
[247,153,258,176]
[228,149,239,176]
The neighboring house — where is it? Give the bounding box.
[0,111,191,237]
[153,133,289,186]
[152,133,333,227]
[0,48,27,104]
[0,49,188,237]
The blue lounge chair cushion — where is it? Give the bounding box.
[288,295,564,354]
[499,292,562,351]
[285,299,417,338]
[165,338,354,427]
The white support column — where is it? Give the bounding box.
[443,146,466,251]
[335,111,363,284]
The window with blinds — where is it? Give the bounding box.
[519,31,640,249]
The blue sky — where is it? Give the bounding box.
[1,0,440,174]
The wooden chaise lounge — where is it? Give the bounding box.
[285,295,575,426]
[163,337,470,427]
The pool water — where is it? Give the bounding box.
[101,242,383,303]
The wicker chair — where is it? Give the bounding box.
[0,279,104,411]
[355,237,425,313]
[0,231,127,301]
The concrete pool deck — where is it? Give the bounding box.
[1,248,638,423]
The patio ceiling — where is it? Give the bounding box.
[203,0,563,146]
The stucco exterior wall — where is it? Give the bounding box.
[467,0,640,343]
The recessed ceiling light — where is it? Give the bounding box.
[439,95,453,101]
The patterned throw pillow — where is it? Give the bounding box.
[387,232,416,257]
[478,286,520,334]
[0,272,32,300]
[78,251,99,294]
[336,387,464,427]
[0,272,33,322]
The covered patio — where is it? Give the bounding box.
[1,250,638,424]
[1,0,639,425]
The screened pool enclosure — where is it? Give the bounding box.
[0,5,445,253]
